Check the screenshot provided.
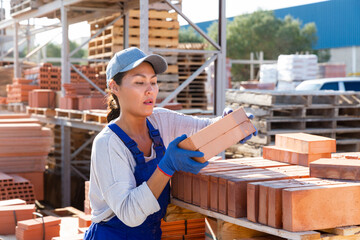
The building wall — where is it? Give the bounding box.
[329,46,360,75]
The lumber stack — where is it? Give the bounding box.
[226,89,360,157]
[10,0,42,17]
[262,133,336,166]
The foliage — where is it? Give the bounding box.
[206,10,321,81]
[179,27,203,43]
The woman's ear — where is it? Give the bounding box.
[108,79,119,93]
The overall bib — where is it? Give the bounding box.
[84,119,170,240]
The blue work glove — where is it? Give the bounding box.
[157,134,209,177]
[222,108,258,144]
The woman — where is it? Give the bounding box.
[84,47,255,239]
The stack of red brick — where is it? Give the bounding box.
[318,63,346,78]
[28,89,56,108]
[0,172,36,204]
[24,63,61,91]
[8,62,107,107]
[172,158,309,219]
[173,131,360,232]
[6,77,39,103]
[262,133,336,166]
[60,83,106,110]
[161,218,205,240]
[16,216,61,240]
[0,114,53,201]
[0,199,35,235]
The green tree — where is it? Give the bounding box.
[179,27,203,43]
[46,41,86,65]
[207,10,320,81]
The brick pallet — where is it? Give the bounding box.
[226,90,360,157]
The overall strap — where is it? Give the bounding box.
[146,119,166,158]
[108,123,145,164]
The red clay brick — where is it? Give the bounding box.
[310,158,360,181]
[275,133,336,154]
[78,214,92,228]
[178,107,256,163]
[263,145,332,166]
[282,183,360,231]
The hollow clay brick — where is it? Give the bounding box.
[282,183,360,232]
[275,133,336,154]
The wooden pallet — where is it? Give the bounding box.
[172,198,360,240]
[26,106,56,117]
[226,90,360,107]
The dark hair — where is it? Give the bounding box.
[106,72,127,123]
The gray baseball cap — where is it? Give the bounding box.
[106,47,168,87]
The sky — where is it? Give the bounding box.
[1,0,328,45]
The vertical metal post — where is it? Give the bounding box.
[61,2,70,96]
[123,12,129,49]
[215,0,226,116]
[26,20,31,60]
[61,125,71,207]
[61,1,71,207]
[14,22,20,78]
[250,52,254,80]
[352,46,356,74]
[139,0,149,53]
[0,0,3,55]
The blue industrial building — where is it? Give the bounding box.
[183,0,360,73]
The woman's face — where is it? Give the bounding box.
[115,62,159,118]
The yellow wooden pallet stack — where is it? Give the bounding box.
[88,9,179,74]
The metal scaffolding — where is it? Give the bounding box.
[0,0,227,207]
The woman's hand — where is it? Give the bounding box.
[222,107,258,144]
[157,134,209,177]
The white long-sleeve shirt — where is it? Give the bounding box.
[89,107,218,227]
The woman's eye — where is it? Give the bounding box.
[151,82,157,86]
[135,82,144,85]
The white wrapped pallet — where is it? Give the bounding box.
[259,64,278,83]
[277,54,318,82]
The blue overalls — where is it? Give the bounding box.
[84,119,170,240]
